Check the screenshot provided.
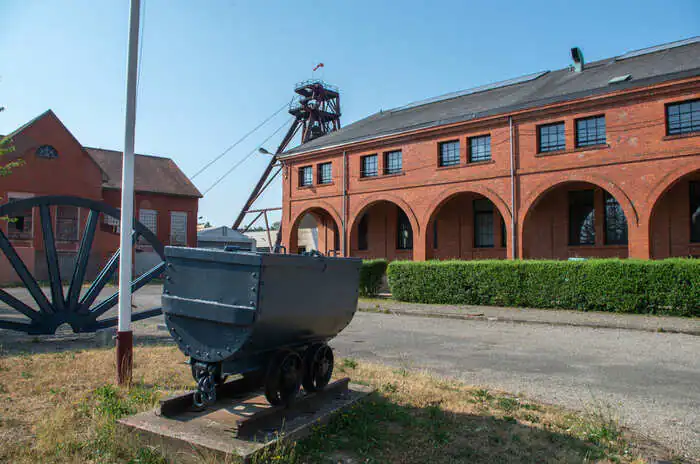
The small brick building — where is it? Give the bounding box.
[0,110,201,283]
[279,38,700,261]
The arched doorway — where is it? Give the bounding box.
[290,207,341,255]
[650,168,700,259]
[350,200,414,260]
[425,192,508,260]
[522,182,630,259]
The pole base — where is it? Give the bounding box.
[116,330,134,385]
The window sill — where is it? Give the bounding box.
[316,182,335,187]
[358,175,382,182]
[382,171,405,178]
[298,185,315,190]
[663,132,700,141]
[536,144,610,158]
[437,159,495,171]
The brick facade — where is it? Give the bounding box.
[0,111,200,284]
[280,78,700,261]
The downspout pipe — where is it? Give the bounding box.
[509,116,517,259]
[342,151,348,257]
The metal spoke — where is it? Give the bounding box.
[89,261,165,319]
[87,307,162,331]
[66,209,98,310]
[0,288,42,323]
[0,319,33,332]
[0,229,53,314]
[39,205,65,311]
[78,231,140,314]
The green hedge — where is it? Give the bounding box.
[387,259,700,317]
[359,259,388,297]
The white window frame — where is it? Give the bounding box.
[6,192,35,241]
[55,205,80,242]
[170,211,188,246]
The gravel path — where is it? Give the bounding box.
[332,312,700,460]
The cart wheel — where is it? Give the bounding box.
[264,350,302,406]
[191,362,226,385]
[302,343,334,392]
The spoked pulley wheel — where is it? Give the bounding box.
[0,195,165,334]
[302,343,334,392]
[264,350,303,406]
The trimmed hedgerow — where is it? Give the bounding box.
[359,259,389,297]
[387,259,700,317]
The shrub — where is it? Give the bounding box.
[359,259,388,297]
[387,259,700,317]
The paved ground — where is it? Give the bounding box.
[359,298,700,335]
[1,285,698,458]
[333,312,700,460]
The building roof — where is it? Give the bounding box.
[86,147,202,198]
[283,37,700,157]
[197,226,254,244]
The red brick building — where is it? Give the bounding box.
[0,110,201,283]
[280,38,700,261]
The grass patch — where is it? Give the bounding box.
[0,347,671,463]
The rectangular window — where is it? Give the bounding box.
[473,199,494,248]
[138,209,158,243]
[691,181,700,243]
[432,219,438,249]
[604,192,628,245]
[56,206,79,242]
[170,211,188,246]
[468,135,491,162]
[6,196,33,240]
[358,214,368,250]
[384,150,402,175]
[576,115,606,147]
[396,209,413,250]
[569,190,595,246]
[318,162,332,184]
[667,99,700,136]
[299,166,313,186]
[360,154,378,177]
[501,216,507,248]
[538,122,566,153]
[439,140,460,167]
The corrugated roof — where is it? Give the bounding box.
[283,37,700,156]
[86,147,202,198]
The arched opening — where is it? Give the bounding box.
[522,182,629,259]
[350,201,413,260]
[426,193,507,260]
[290,207,340,255]
[650,168,700,259]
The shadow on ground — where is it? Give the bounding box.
[297,392,626,464]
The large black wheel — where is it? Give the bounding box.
[0,195,164,334]
[302,343,334,392]
[264,350,302,406]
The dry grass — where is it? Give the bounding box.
[0,345,676,463]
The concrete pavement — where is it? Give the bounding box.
[331,312,700,459]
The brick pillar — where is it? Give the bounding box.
[628,220,651,259]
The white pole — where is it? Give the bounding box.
[117,0,140,384]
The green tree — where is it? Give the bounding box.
[0,107,23,179]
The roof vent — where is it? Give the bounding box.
[609,74,632,85]
[571,47,584,72]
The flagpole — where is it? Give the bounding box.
[116,0,141,385]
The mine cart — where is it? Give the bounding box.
[162,247,361,407]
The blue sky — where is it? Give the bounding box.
[1,0,698,227]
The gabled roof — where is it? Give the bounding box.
[86,147,202,198]
[198,226,254,243]
[283,37,700,157]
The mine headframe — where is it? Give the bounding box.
[232,80,342,243]
[289,80,341,143]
